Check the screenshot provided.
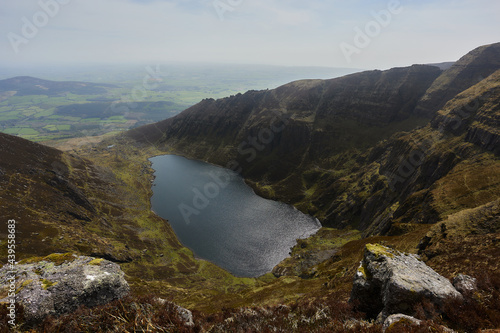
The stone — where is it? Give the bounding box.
[382,314,457,333]
[383,314,422,332]
[0,254,130,324]
[174,304,195,327]
[349,244,462,319]
[157,298,194,327]
[452,274,477,294]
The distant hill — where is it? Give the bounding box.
[0,76,115,96]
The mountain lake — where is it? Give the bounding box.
[150,154,321,277]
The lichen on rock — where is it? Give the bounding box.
[0,254,130,324]
[365,243,396,258]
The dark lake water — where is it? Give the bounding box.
[150,155,321,277]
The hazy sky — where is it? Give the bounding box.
[1,0,499,70]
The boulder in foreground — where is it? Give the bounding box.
[0,253,130,324]
[350,244,462,320]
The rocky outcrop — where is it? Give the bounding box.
[0,254,130,324]
[349,244,461,320]
[271,229,360,278]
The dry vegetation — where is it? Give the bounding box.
[2,273,499,333]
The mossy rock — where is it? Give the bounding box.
[365,243,396,258]
[357,263,372,280]
[88,258,104,266]
[16,279,34,293]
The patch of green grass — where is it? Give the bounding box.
[56,125,71,131]
[33,109,55,118]
[43,125,58,132]
[0,115,19,121]
[16,279,34,293]
[365,243,395,258]
[81,117,102,122]
[107,116,126,122]
[18,128,39,135]
[2,128,20,134]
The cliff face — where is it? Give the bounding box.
[130,65,440,179]
[127,43,500,236]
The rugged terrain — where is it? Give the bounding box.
[127,43,500,235]
[1,43,500,331]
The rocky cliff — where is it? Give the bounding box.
[127,43,500,236]
[129,65,441,173]
[415,43,500,117]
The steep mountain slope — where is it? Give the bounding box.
[323,69,500,235]
[126,43,500,237]
[0,132,103,258]
[0,132,160,262]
